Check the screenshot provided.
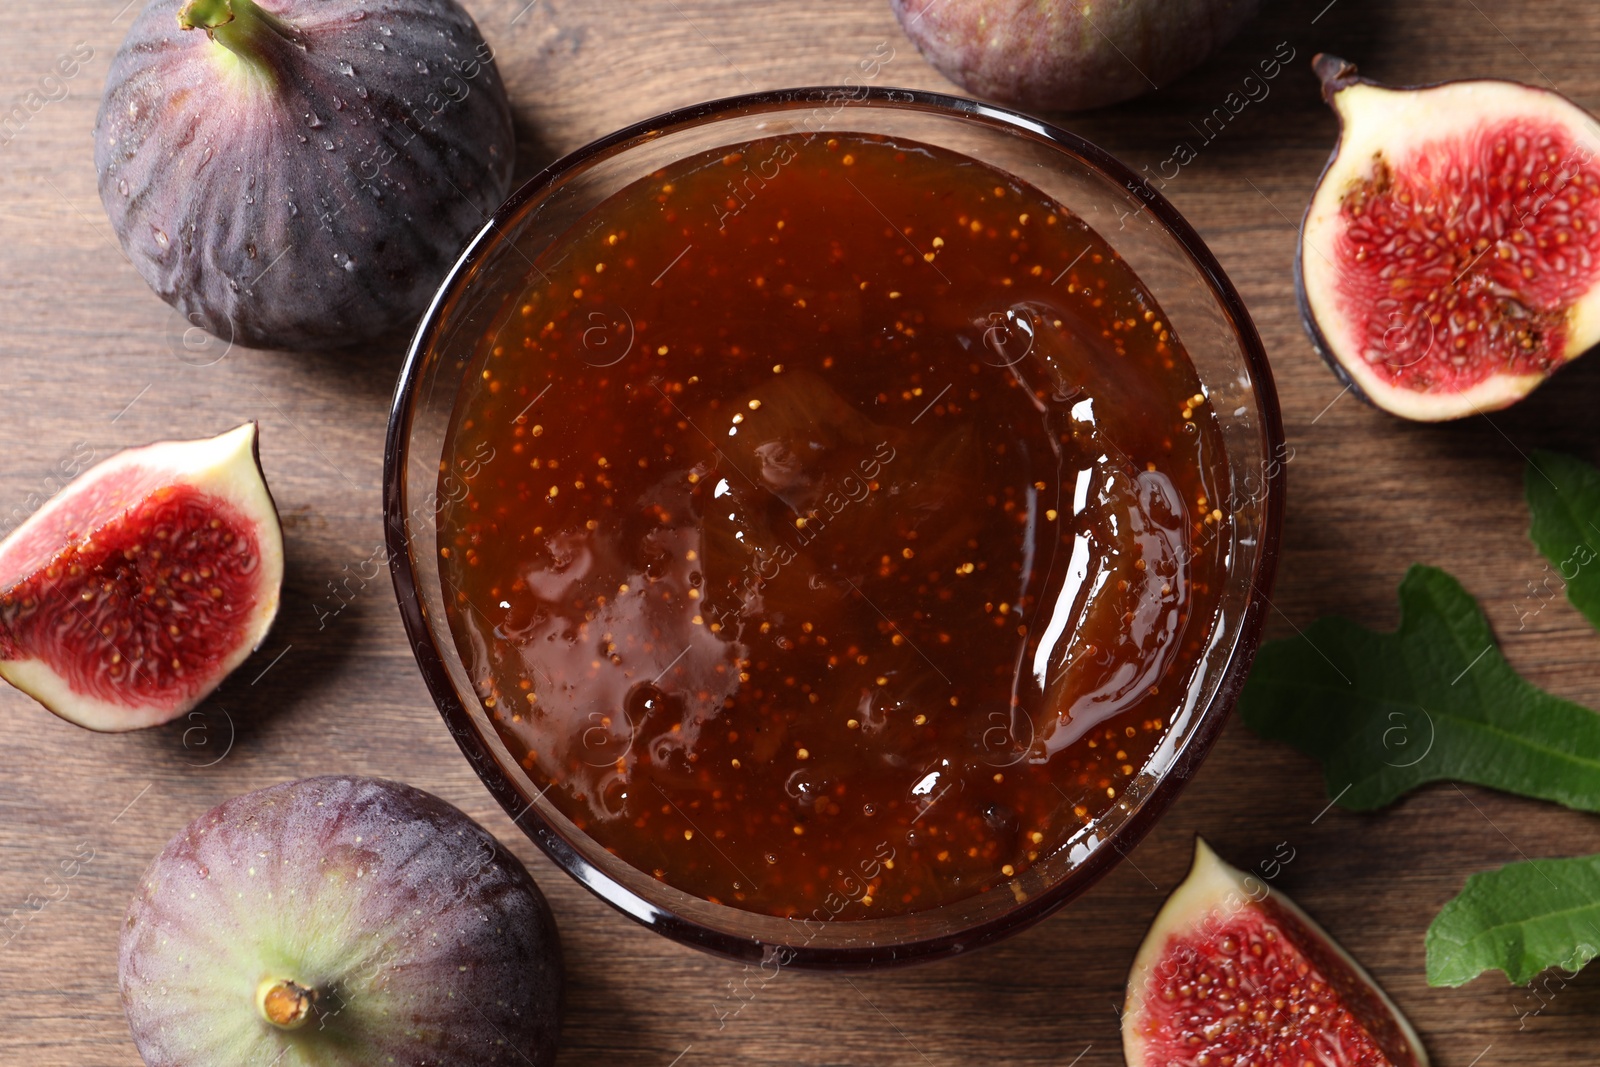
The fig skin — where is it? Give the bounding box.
[95,0,515,351]
[889,0,1261,112]
[119,776,563,1066]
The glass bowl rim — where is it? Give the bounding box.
[383,84,1286,969]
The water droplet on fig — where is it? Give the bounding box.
[355,86,369,99]
[297,134,308,144]
[337,61,355,77]
[127,101,140,121]
[152,227,168,248]
[305,112,325,129]
[378,25,392,35]
[372,40,387,51]
[322,139,335,151]
[287,202,299,217]
[332,96,346,111]
[415,60,429,74]
[117,178,128,197]
[333,251,357,272]
[246,243,258,260]
[350,8,366,19]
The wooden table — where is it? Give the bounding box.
[4,1,1600,1063]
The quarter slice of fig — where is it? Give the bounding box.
[1299,55,1600,420]
[1123,838,1428,1067]
[0,423,283,731]
[120,776,564,1066]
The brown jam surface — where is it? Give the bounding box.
[439,132,1230,919]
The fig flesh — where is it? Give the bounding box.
[889,0,1261,112]
[1123,838,1428,1067]
[1299,56,1600,420]
[120,776,563,1066]
[0,423,282,731]
[94,0,514,351]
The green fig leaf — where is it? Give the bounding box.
[1526,450,1600,632]
[1427,854,1600,987]
[1239,565,1600,812]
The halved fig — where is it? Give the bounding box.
[120,776,563,1066]
[1123,838,1428,1067]
[1299,55,1600,420]
[0,423,283,731]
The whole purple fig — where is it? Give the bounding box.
[94,0,514,350]
[891,0,1261,112]
[119,776,563,1065]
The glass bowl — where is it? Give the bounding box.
[384,86,1284,969]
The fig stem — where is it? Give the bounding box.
[257,978,315,1031]
[1312,54,1364,103]
[177,0,295,77]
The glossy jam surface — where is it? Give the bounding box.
[439,133,1230,918]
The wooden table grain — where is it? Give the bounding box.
[5,1,1600,1063]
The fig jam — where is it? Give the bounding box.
[439,132,1231,919]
